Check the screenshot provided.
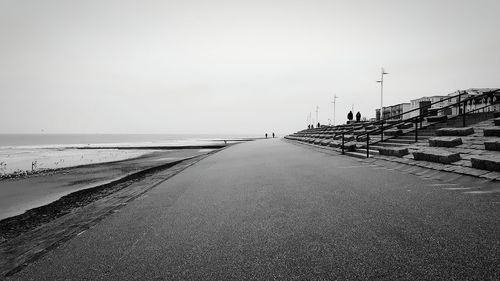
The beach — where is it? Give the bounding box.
[0,134,256,221]
[0,148,218,220]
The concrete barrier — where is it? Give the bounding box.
[429,137,463,147]
[384,129,402,136]
[484,140,500,151]
[436,127,474,136]
[484,128,500,137]
[427,115,448,123]
[412,150,461,164]
[378,147,409,157]
[471,156,500,172]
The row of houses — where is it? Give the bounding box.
[374,88,500,121]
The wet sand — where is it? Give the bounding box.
[0,148,214,220]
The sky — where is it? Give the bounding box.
[1,0,499,135]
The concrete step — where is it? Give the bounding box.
[344,151,369,159]
[484,127,500,137]
[398,135,432,140]
[485,140,500,151]
[436,127,474,136]
[471,156,500,172]
[355,148,379,155]
[383,138,416,144]
[376,142,411,147]
[378,147,410,157]
[428,137,463,147]
[413,149,461,164]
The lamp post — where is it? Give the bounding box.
[331,94,338,126]
[376,67,389,120]
[315,106,319,127]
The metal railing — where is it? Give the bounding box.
[295,89,499,157]
[354,89,499,157]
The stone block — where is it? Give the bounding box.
[428,137,463,147]
[471,156,500,172]
[427,115,448,123]
[412,150,461,164]
[436,127,474,136]
[353,130,365,136]
[328,141,341,148]
[494,117,500,126]
[378,147,409,157]
[384,129,402,136]
[484,127,500,137]
[484,140,500,151]
[320,139,330,146]
[342,142,357,152]
[386,119,400,125]
[313,139,322,145]
[342,135,355,142]
[397,123,413,129]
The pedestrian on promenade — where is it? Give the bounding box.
[317,122,320,128]
[356,111,361,122]
[265,133,268,139]
[272,133,275,138]
[347,111,353,122]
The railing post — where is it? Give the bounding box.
[341,133,345,155]
[380,122,384,142]
[414,118,418,142]
[366,133,370,158]
[462,100,467,127]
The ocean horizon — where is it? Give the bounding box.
[0,133,257,176]
[0,133,259,148]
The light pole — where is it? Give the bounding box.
[331,94,338,126]
[315,106,319,126]
[376,67,389,120]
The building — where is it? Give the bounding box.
[409,96,447,118]
[375,103,411,120]
[446,88,500,115]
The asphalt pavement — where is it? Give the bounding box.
[8,139,500,280]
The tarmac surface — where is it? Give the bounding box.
[7,139,500,280]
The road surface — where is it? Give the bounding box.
[8,139,500,280]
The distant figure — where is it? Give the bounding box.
[356,111,361,122]
[347,111,353,121]
[265,133,268,139]
[317,122,320,128]
[272,133,275,138]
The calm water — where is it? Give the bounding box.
[0,134,256,175]
[0,134,256,147]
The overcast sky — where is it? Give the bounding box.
[1,0,499,135]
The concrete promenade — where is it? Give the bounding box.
[8,139,500,280]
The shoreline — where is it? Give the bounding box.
[0,148,222,277]
[0,147,227,220]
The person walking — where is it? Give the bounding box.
[272,133,275,138]
[347,111,353,122]
[356,111,361,122]
[265,133,268,139]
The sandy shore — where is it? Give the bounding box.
[0,148,216,220]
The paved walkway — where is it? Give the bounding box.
[8,139,500,280]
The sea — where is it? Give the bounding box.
[0,134,255,175]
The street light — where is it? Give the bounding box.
[376,67,389,120]
[315,106,320,126]
[331,94,338,126]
